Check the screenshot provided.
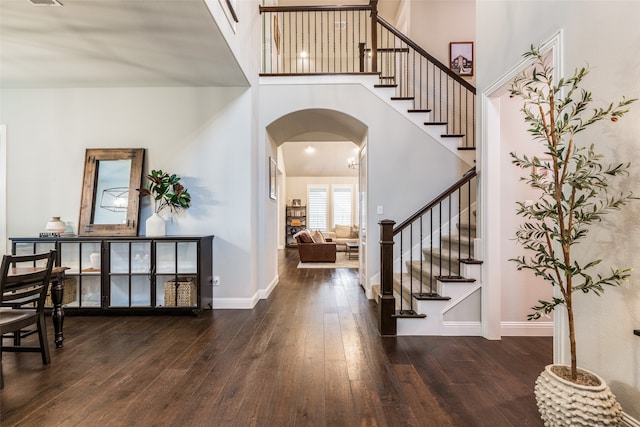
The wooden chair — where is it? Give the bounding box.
[0,251,56,388]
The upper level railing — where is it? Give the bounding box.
[259,1,476,148]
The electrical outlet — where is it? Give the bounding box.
[213,276,221,286]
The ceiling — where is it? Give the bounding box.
[0,0,248,88]
[0,0,399,89]
[0,0,396,177]
[281,140,359,177]
[268,108,366,177]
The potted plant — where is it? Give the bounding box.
[509,46,635,426]
[138,169,191,236]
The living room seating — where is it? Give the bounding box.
[0,251,56,388]
[321,224,359,251]
[294,230,337,263]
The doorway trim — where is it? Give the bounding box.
[480,30,564,362]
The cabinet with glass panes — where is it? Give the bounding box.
[9,235,214,314]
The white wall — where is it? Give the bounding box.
[259,80,469,293]
[0,86,257,307]
[478,1,640,418]
[408,0,476,86]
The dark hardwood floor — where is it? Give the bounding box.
[1,249,552,426]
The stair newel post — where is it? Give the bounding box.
[379,219,396,336]
[369,0,378,74]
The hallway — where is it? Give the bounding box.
[1,249,551,426]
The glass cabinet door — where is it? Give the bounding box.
[13,242,56,266]
[59,241,102,308]
[108,241,151,307]
[155,241,198,308]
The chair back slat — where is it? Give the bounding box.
[1,251,56,309]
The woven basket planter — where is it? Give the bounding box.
[534,364,623,426]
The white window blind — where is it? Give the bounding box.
[333,186,352,227]
[307,186,328,230]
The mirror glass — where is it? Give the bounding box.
[92,159,132,224]
[79,148,145,236]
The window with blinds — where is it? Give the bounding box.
[307,186,328,230]
[332,186,352,227]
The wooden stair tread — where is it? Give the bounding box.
[392,310,426,319]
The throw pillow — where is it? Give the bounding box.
[312,230,326,243]
[293,229,315,243]
[350,225,359,238]
[335,224,352,238]
[302,229,315,243]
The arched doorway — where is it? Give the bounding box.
[266,109,367,276]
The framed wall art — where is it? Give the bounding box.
[449,42,474,76]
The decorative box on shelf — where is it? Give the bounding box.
[164,278,197,307]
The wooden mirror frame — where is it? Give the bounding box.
[78,148,145,236]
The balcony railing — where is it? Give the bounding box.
[259,1,476,148]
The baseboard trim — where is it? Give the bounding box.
[441,321,482,336]
[259,275,279,299]
[212,275,279,309]
[212,294,259,309]
[501,321,553,336]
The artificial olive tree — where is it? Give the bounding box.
[509,46,635,382]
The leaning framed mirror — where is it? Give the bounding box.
[78,148,145,236]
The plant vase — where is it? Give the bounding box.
[145,212,166,237]
[534,364,623,426]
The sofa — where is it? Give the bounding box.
[321,225,359,251]
[294,230,337,262]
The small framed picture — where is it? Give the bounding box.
[450,42,474,76]
[269,157,277,200]
[292,199,301,207]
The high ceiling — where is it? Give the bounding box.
[0,0,399,89]
[0,0,396,177]
[0,0,248,88]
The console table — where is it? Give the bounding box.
[10,235,214,316]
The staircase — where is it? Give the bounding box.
[259,1,476,156]
[258,2,481,336]
[376,168,480,336]
[373,217,482,336]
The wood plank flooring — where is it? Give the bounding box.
[1,249,552,426]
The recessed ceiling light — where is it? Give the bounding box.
[305,146,315,154]
[29,0,63,6]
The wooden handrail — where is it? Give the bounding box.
[259,5,370,13]
[375,16,476,94]
[394,167,477,234]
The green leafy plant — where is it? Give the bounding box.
[509,46,636,382]
[138,169,191,214]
